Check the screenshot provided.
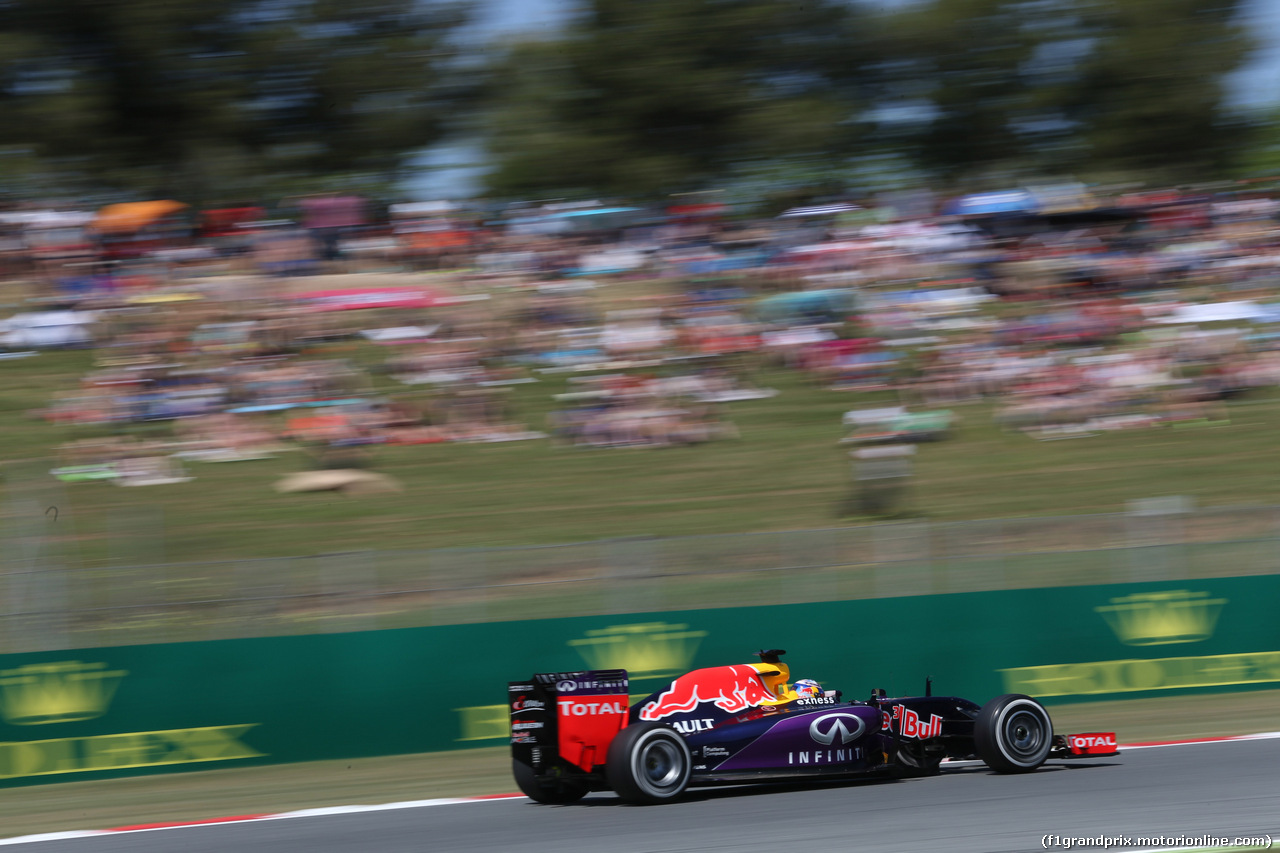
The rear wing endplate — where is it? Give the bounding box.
[509,669,629,774]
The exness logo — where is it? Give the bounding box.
[809,713,864,746]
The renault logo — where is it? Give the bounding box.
[809,712,865,745]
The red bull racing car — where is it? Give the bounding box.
[509,650,1117,804]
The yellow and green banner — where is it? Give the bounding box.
[1,574,1278,787]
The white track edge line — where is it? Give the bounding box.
[0,832,111,846]
[1119,731,1280,750]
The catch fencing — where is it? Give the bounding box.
[2,503,1278,654]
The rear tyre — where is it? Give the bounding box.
[512,759,589,805]
[605,722,692,804]
[974,694,1052,773]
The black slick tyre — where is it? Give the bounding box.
[512,759,589,804]
[605,722,692,804]
[974,693,1053,773]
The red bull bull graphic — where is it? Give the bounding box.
[640,665,777,721]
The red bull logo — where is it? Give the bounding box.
[640,665,776,721]
[882,704,943,739]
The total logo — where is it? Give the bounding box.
[559,700,627,716]
[808,712,866,746]
[671,718,715,734]
[1069,734,1117,749]
[882,704,943,739]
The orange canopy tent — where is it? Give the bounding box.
[93,200,188,234]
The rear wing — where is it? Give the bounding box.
[509,669,629,775]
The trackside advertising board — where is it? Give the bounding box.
[1,574,1278,787]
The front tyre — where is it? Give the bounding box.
[605,722,692,804]
[974,694,1053,773]
[512,759,589,804]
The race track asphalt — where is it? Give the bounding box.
[10,738,1279,853]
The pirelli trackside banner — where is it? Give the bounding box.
[1,574,1279,787]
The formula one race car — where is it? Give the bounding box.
[509,650,1118,804]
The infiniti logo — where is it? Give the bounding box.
[809,712,865,746]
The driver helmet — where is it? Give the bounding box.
[794,678,822,698]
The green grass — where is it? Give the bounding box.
[0,689,1275,839]
[4,343,1280,567]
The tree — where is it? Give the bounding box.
[1235,105,1280,180]
[878,0,1253,186]
[869,0,1041,183]
[1059,0,1253,184]
[480,0,869,200]
[0,0,475,202]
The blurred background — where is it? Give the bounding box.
[1,0,1279,652]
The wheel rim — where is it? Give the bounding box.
[638,737,684,791]
[1003,708,1046,761]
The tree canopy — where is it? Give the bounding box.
[0,0,1262,203]
[480,0,1257,199]
[0,0,474,202]
[481,0,869,199]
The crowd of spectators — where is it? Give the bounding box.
[5,183,1280,488]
